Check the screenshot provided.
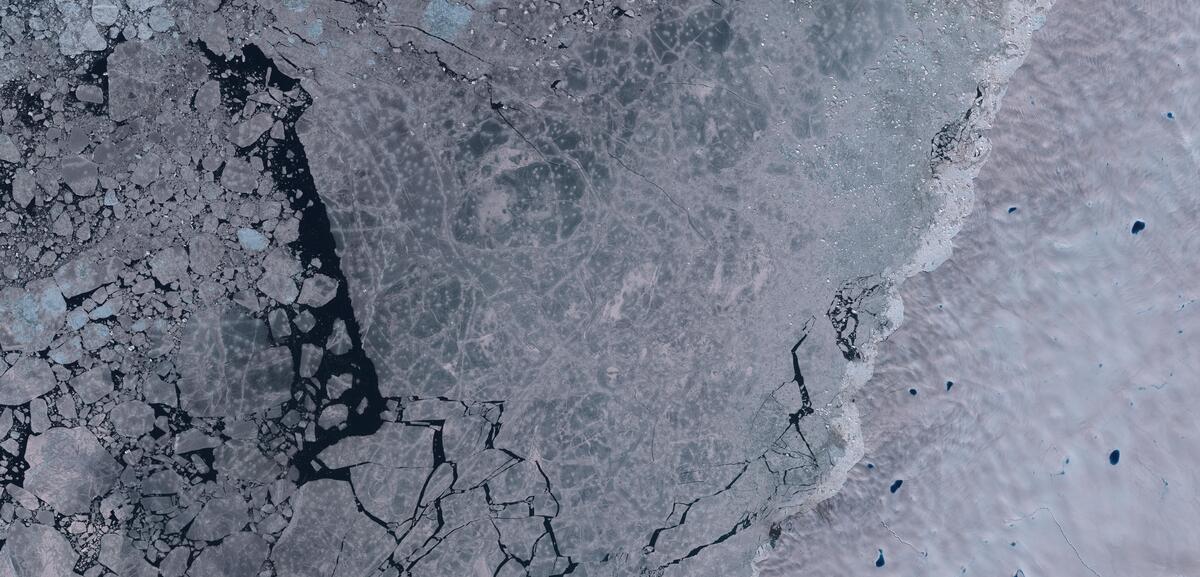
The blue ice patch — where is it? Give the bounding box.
[282,0,309,12]
[423,0,472,40]
[238,228,269,252]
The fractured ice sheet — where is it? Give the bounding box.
[0,0,1049,576]
[178,305,294,416]
[271,479,392,577]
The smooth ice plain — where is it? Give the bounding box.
[759,0,1200,575]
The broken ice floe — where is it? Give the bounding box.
[23,426,121,514]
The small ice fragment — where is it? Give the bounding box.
[59,21,107,55]
[126,0,163,12]
[50,336,83,365]
[12,171,36,207]
[61,154,99,197]
[54,251,120,297]
[67,309,89,330]
[149,246,188,284]
[109,400,154,437]
[78,21,107,51]
[326,319,351,355]
[326,372,351,399]
[0,135,20,163]
[0,356,56,406]
[147,6,174,32]
[318,404,347,429]
[297,274,339,307]
[299,344,323,378]
[230,112,273,148]
[92,0,121,26]
[257,250,300,304]
[294,309,316,332]
[69,365,114,404]
[268,308,291,340]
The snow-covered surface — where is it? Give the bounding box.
[759,1,1200,574]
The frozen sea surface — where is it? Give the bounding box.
[0,0,1057,576]
[758,0,1200,575]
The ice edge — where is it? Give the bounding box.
[754,0,1055,571]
